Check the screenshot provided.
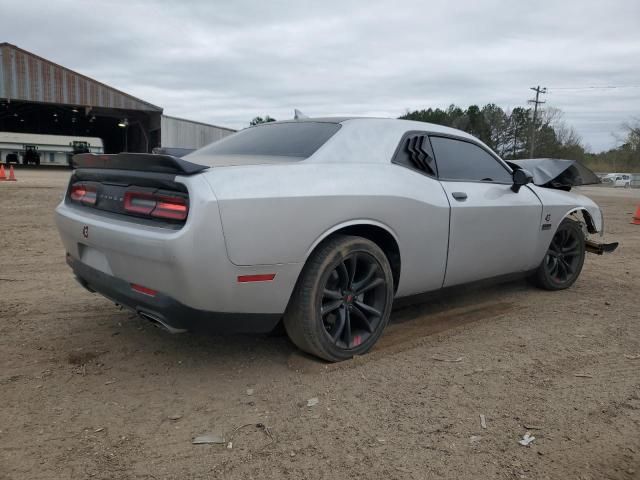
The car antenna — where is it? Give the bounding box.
[294,109,309,120]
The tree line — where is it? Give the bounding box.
[400,105,639,172]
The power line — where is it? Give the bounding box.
[548,85,640,91]
[528,86,546,157]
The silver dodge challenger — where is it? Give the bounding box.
[55,117,617,361]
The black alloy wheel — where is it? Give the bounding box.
[284,235,394,362]
[533,218,585,290]
[320,252,387,349]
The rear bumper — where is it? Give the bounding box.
[69,256,281,334]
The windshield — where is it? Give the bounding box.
[194,122,341,160]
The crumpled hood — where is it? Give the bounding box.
[507,158,600,190]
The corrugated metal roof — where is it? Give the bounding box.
[0,43,162,112]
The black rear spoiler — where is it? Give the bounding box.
[71,153,208,175]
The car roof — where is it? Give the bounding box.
[269,117,355,124]
[187,117,494,167]
[295,117,495,166]
[269,117,478,140]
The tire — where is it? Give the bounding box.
[284,235,394,362]
[532,218,585,290]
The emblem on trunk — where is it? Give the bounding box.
[82,225,89,239]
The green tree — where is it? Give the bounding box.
[250,115,276,126]
[622,118,640,152]
[584,119,640,172]
[480,104,508,155]
[401,104,639,171]
[400,107,450,125]
[401,103,590,161]
[504,107,531,159]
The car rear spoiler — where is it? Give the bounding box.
[71,153,208,175]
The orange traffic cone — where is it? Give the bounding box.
[0,165,6,181]
[632,205,640,225]
[7,165,17,181]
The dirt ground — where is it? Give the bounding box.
[1,169,639,480]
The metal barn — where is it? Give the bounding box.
[0,43,234,162]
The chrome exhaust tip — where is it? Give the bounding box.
[138,311,187,334]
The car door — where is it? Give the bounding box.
[389,132,452,295]
[429,135,543,287]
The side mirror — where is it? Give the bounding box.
[511,168,534,193]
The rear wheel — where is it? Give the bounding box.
[284,235,394,362]
[532,219,585,290]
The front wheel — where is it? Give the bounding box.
[284,235,394,362]
[532,219,585,290]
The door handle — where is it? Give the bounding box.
[451,192,467,201]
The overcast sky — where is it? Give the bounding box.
[2,0,639,151]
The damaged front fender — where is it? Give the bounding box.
[563,206,618,255]
[564,205,603,235]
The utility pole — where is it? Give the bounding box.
[528,85,547,157]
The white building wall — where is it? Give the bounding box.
[161,115,235,150]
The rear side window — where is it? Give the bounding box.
[196,122,341,159]
[430,136,512,183]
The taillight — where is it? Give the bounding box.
[152,196,188,220]
[69,183,97,205]
[124,191,188,221]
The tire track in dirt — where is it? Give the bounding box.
[288,301,514,373]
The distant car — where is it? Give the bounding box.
[5,152,19,164]
[601,173,631,188]
[55,118,617,361]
